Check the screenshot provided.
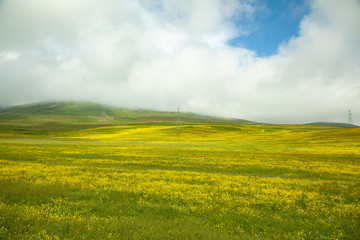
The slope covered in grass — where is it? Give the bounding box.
[0,101,252,134]
[0,123,359,239]
[307,122,358,128]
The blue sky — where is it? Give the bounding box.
[228,0,310,56]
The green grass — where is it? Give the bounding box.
[0,101,252,134]
[0,102,359,239]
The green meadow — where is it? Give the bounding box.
[0,102,359,239]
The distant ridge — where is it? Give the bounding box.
[306,122,359,128]
[0,101,253,133]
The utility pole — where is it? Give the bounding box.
[348,109,353,125]
[176,106,182,130]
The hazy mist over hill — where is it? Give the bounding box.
[0,0,359,124]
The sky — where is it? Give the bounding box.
[0,0,359,124]
[228,0,310,56]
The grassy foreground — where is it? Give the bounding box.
[0,124,359,239]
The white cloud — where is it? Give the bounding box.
[0,51,19,64]
[0,0,359,125]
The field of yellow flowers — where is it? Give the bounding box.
[0,124,359,239]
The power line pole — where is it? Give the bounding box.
[176,106,182,130]
[348,109,353,125]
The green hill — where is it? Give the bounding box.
[307,122,359,128]
[0,101,252,134]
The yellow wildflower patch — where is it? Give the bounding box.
[0,124,359,239]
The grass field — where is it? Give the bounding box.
[0,122,360,239]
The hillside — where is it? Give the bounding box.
[0,101,252,134]
[1,103,360,239]
[307,122,359,128]
[1,118,360,239]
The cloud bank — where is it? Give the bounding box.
[0,0,359,124]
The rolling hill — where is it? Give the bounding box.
[1,102,359,239]
[307,122,359,128]
[1,101,357,135]
[0,101,252,134]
